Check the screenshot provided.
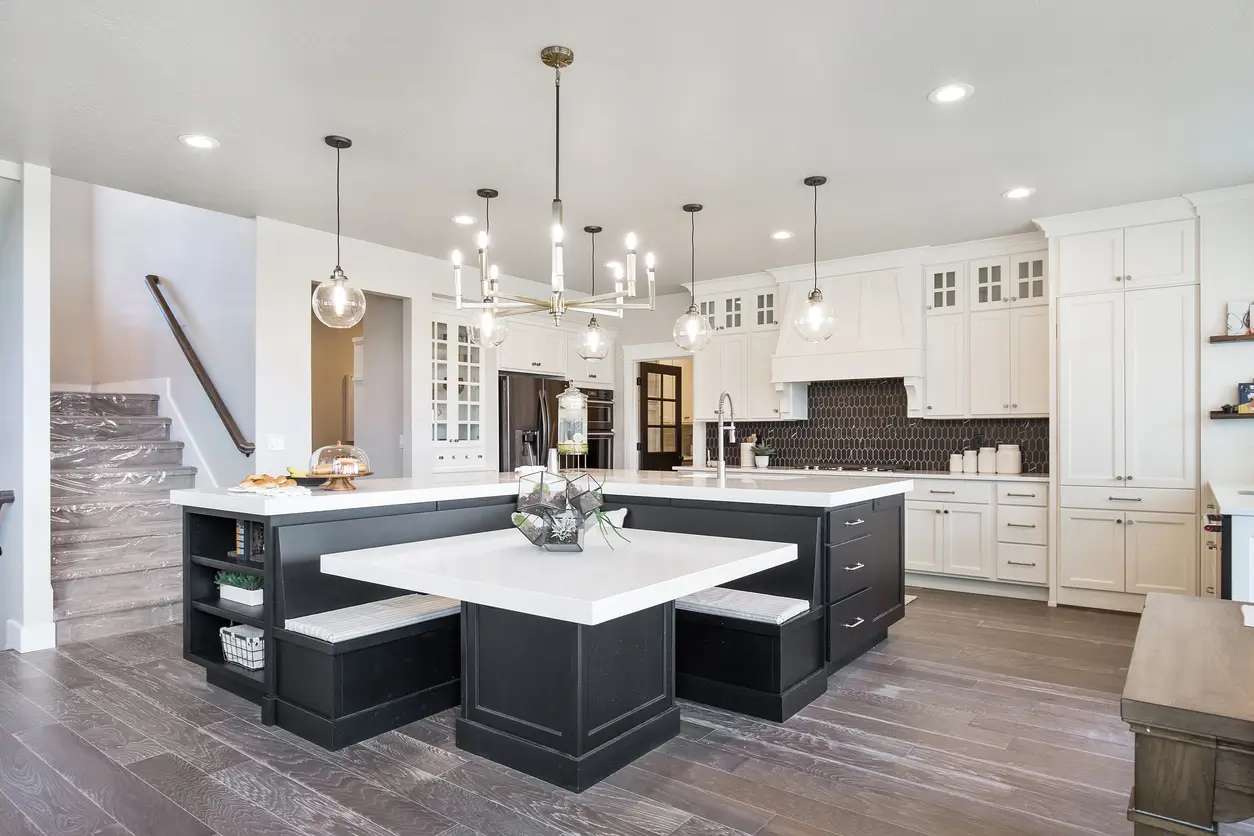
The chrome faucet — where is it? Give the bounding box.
[715,391,736,479]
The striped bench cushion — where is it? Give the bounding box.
[285,594,460,643]
[675,587,810,625]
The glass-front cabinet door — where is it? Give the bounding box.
[722,294,744,331]
[1010,251,1048,306]
[926,263,964,315]
[698,299,717,331]
[753,290,777,329]
[968,256,1010,310]
[431,317,482,443]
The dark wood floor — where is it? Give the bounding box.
[0,589,1249,836]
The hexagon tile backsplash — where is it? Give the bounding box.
[703,378,1049,473]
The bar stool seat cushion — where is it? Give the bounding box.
[676,587,809,625]
[285,594,460,644]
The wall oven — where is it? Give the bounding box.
[583,388,614,470]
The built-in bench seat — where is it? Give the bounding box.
[676,587,810,625]
[284,594,461,643]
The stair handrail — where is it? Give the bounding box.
[144,274,255,457]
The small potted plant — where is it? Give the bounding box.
[215,571,263,607]
[751,439,776,469]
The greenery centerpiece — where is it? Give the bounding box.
[512,470,628,552]
[751,438,776,468]
[215,570,263,607]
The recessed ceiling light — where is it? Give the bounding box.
[605,260,623,270]
[771,231,794,240]
[451,215,477,225]
[927,83,974,104]
[178,134,219,150]
[1003,186,1036,200]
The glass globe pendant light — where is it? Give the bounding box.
[312,136,366,329]
[792,175,836,343]
[673,204,712,352]
[470,302,508,348]
[577,226,610,361]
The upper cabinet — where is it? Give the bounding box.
[697,286,779,334]
[566,330,615,389]
[498,321,568,377]
[430,314,484,444]
[693,331,807,422]
[926,263,965,315]
[1010,252,1048,306]
[1056,220,1196,296]
[967,257,1010,311]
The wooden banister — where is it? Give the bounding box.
[145,275,256,457]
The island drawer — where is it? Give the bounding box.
[827,501,874,546]
[827,535,875,603]
[997,483,1048,507]
[997,505,1047,546]
[908,480,993,505]
[828,587,876,662]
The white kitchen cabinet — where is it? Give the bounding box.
[1059,509,1126,592]
[905,501,944,573]
[968,310,1011,416]
[498,321,568,377]
[692,334,747,421]
[744,330,808,420]
[1124,220,1196,290]
[430,315,484,444]
[1009,251,1048,306]
[696,292,749,333]
[1009,306,1049,415]
[565,331,615,389]
[968,256,1010,311]
[925,313,965,418]
[1058,229,1124,296]
[1125,512,1197,596]
[1057,221,1196,296]
[1124,285,1197,489]
[1058,292,1125,486]
[925,263,965,315]
[752,290,779,329]
[942,504,994,578]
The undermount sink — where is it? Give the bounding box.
[683,472,801,482]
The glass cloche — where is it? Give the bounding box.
[309,442,370,477]
[556,384,588,455]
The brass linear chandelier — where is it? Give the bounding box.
[450,45,657,348]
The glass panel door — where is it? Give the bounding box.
[638,361,683,471]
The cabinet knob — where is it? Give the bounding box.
[1115,475,1124,480]
[1116,519,1123,524]
[1011,403,1018,409]
[1003,404,1009,409]
[1115,275,1123,282]
[1125,275,1132,282]
[1126,520,1135,525]
[589,374,597,379]
[773,408,779,413]
[927,305,933,310]
[935,509,941,514]
[1010,297,1018,302]
[927,405,933,410]
[943,509,950,514]
[1126,476,1133,481]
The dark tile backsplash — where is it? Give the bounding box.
[704,378,1049,473]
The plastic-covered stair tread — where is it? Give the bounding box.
[51,415,172,442]
[50,392,159,417]
[51,495,179,532]
[53,584,183,621]
[51,519,183,547]
[51,465,197,498]
[52,548,182,582]
[51,440,185,469]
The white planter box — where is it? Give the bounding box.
[219,585,263,607]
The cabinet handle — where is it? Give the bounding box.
[1006,560,1037,567]
[842,617,865,629]
[1003,404,1009,409]
[1006,522,1036,529]
[1208,542,1218,550]
[1115,476,1124,480]
[843,519,866,527]
[943,509,950,514]
[1126,520,1135,525]
[1125,275,1132,282]
[843,563,865,571]
[1108,496,1142,502]
[930,489,955,494]
[1006,492,1036,498]
[1116,519,1123,524]
[927,406,933,410]
[1011,403,1018,409]
[935,509,941,514]
[589,374,597,379]
[773,408,779,413]
[1115,275,1123,282]
[531,361,541,367]
[927,305,933,310]
[1125,476,1133,481]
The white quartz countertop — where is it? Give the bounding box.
[322,528,797,625]
[1210,483,1254,517]
[675,465,1049,483]
[171,469,913,516]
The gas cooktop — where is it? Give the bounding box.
[797,464,897,473]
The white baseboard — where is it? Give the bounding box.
[5,618,56,652]
[1054,586,1145,614]
[93,377,218,488]
[50,382,92,392]
[905,572,1050,602]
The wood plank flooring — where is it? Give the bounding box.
[0,589,1248,835]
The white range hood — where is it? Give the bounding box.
[769,266,925,416]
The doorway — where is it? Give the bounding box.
[310,289,405,477]
[636,356,694,471]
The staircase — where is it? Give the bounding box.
[49,392,196,644]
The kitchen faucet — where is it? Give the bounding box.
[715,391,736,479]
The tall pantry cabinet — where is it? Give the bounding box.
[1047,210,1200,612]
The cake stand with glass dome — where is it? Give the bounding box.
[556,384,589,470]
[308,442,372,491]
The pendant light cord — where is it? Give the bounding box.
[689,210,696,303]
[590,232,596,295]
[335,146,342,268]
[484,193,491,237]
[812,183,818,292]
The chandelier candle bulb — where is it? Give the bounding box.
[626,233,638,296]
[452,250,463,309]
[488,264,500,295]
[552,223,565,293]
[477,231,489,297]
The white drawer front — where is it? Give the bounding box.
[997,483,1048,507]
[432,449,489,472]
[907,480,993,505]
[1060,486,1195,514]
[997,543,1047,585]
[997,505,1047,546]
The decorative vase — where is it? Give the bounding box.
[755,456,770,468]
[219,585,263,607]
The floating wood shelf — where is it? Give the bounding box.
[1209,411,1254,420]
[191,554,265,576]
[1209,334,1254,343]
[191,596,265,628]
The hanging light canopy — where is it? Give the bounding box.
[450,45,656,345]
[577,226,610,361]
[792,175,837,343]
[673,204,712,353]
[311,136,367,329]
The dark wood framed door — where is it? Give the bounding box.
[638,362,683,471]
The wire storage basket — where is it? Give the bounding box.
[219,624,265,671]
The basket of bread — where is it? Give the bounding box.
[230,473,308,494]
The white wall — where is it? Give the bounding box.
[356,293,405,477]
[0,164,55,652]
[50,177,258,487]
[1190,184,1254,485]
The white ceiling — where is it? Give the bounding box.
[2,1,1253,293]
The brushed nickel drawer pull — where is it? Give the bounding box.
[1006,492,1036,498]
[843,563,865,571]
[843,617,865,629]
[1006,560,1037,567]
[1006,523,1036,529]
[1108,497,1142,502]
[843,519,866,527]
[930,489,955,495]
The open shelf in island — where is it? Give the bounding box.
[1210,411,1254,420]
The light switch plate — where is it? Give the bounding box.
[267,434,286,451]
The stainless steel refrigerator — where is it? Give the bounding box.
[498,374,568,472]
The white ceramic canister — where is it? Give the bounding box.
[996,443,1022,474]
[949,453,963,473]
[977,446,997,474]
[740,442,755,469]
[962,450,978,473]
